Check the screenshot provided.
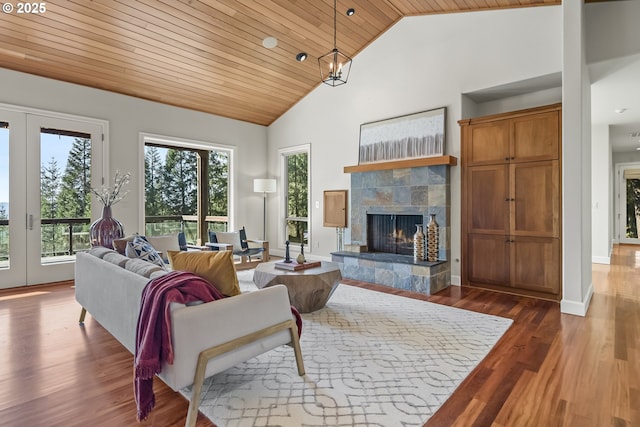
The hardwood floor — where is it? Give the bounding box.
[0,245,637,426]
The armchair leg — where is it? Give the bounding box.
[289,322,305,376]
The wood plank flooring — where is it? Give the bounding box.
[0,244,637,426]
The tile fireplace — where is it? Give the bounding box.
[331,160,453,295]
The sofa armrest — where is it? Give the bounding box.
[159,284,296,390]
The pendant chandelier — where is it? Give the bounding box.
[318,0,352,87]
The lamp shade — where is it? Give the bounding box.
[254,178,276,193]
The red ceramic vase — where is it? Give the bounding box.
[90,205,124,249]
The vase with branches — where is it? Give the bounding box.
[90,171,131,248]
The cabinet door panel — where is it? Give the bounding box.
[510,160,559,237]
[510,236,560,295]
[467,234,509,285]
[466,120,510,165]
[467,165,509,234]
[511,112,559,162]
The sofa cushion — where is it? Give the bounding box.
[103,251,130,267]
[126,236,166,269]
[149,269,170,280]
[88,246,116,259]
[167,250,240,297]
[125,258,165,278]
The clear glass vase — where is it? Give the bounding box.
[90,205,124,249]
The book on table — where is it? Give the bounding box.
[274,261,322,271]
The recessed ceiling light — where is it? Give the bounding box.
[262,37,278,49]
[346,8,355,16]
[636,147,640,151]
[295,52,308,62]
[615,108,627,114]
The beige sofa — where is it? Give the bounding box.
[74,249,304,427]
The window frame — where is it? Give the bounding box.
[139,133,234,244]
[279,144,311,251]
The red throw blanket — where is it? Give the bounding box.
[134,271,303,421]
[134,271,224,421]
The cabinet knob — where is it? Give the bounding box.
[505,157,510,161]
[511,156,515,160]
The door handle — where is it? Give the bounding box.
[28,214,34,230]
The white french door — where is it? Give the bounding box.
[0,107,105,288]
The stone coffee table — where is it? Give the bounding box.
[253,261,342,313]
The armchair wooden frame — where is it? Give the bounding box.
[185,318,304,427]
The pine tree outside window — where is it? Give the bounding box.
[281,145,310,248]
[143,136,231,245]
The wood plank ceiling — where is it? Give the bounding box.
[0,0,560,126]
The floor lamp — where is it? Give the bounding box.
[254,179,276,240]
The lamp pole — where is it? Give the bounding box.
[254,179,276,241]
[261,191,267,240]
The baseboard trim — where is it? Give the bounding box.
[450,275,461,286]
[592,255,610,265]
[560,283,594,317]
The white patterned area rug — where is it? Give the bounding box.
[181,271,513,427]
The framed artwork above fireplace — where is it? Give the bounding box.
[358,107,446,165]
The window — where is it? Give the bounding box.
[143,135,231,245]
[281,145,309,248]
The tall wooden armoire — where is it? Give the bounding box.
[460,103,562,300]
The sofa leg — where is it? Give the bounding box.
[79,308,87,324]
[185,351,208,427]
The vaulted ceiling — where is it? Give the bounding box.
[0,1,562,126]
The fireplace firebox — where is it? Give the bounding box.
[367,214,423,255]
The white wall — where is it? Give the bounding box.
[268,7,563,277]
[0,68,268,237]
[591,124,612,264]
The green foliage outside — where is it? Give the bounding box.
[39,137,92,257]
[144,146,229,243]
[626,178,640,239]
[286,152,308,245]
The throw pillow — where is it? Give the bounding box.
[113,233,147,254]
[146,233,181,263]
[167,250,240,297]
[125,236,166,269]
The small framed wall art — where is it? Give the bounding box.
[358,107,446,164]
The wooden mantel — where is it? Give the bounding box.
[343,155,457,173]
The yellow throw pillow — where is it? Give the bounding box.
[167,250,240,297]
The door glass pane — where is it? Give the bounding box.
[207,150,229,232]
[285,152,309,246]
[0,122,9,269]
[626,178,640,239]
[40,129,92,264]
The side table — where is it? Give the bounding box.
[253,261,342,313]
